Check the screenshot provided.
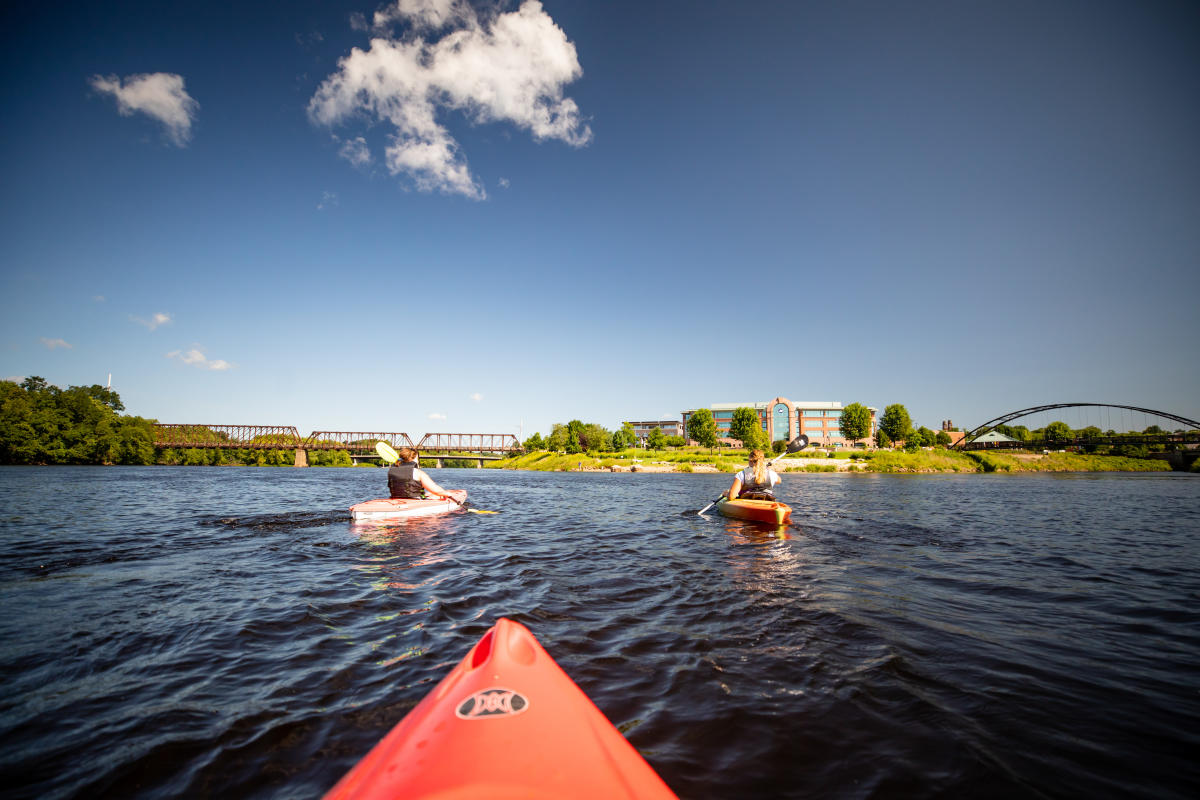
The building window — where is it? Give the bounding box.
[772,403,789,440]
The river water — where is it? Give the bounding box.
[0,466,1197,799]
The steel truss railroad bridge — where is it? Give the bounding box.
[152,425,520,467]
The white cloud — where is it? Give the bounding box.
[310,0,590,199]
[90,72,199,146]
[40,337,72,350]
[336,135,372,167]
[498,177,510,189]
[470,392,483,402]
[318,191,339,210]
[167,348,231,371]
[93,295,106,302]
[374,0,466,31]
[132,312,172,331]
[428,412,447,420]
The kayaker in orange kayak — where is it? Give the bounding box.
[728,449,781,501]
[388,448,462,502]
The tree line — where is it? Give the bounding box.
[0,378,157,464]
[522,420,687,454]
[0,378,355,466]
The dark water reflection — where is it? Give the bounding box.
[1,466,1198,798]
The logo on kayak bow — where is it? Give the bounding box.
[456,687,529,720]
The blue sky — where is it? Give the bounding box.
[3,0,1198,438]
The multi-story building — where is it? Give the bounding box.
[624,420,685,446]
[682,397,877,447]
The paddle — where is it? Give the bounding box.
[374,441,497,514]
[697,434,811,516]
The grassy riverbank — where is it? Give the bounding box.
[485,447,1172,473]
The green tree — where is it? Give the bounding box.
[879,404,913,444]
[935,430,952,446]
[546,424,568,451]
[523,432,545,451]
[687,409,718,451]
[664,435,686,448]
[646,427,665,450]
[728,407,761,448]
[916,426,936,446]
[565,429,582,454]
[875,428,892,448]
[1043,421,1072,442]
[839,402,872,443]
[612,423,636,451]
[579,423,612,452]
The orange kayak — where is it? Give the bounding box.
[717,496,792,525]
[323,618,678,799]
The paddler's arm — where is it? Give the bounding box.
[415,469,456,500]
[727,475,742,501]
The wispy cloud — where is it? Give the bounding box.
[428,412,447,420]
[40,337,72,350]
[93,295,106,302]
[470,392,483,402]
[90,72,199,146]
[131,312,172,331]
[317,191,338,210]
[373,0,469,31]
[167,348,231,371]
[309,0,590,199]
[336,135,372,167]
[498,177,510,189]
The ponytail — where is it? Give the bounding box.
[750,450,766,485]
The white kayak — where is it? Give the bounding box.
[349,491,467,521]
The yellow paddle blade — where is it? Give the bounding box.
[467,509,498,514]
[375,441,399,463]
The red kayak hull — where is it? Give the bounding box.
[324,618,677,799]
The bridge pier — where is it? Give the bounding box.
[294,448,308,467]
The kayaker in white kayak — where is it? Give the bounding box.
[727,449,781,501]
[388,448,463,502]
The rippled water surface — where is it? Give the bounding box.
[1,466,1198,799]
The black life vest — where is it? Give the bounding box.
[388,462,424,499]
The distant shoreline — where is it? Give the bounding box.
[482,449,1183,474]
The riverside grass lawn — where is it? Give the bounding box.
[486,448,1170,474]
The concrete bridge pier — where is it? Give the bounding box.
[294,449,308,467]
